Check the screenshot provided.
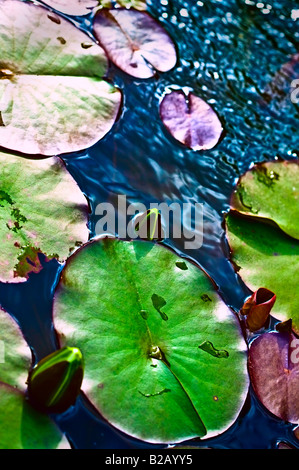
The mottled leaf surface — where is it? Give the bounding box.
[248,330,299,423]
[159,90,223,151]
[0,308,31,389]
[53,238,248,444]
[0,151,89,282]
[225,212,299,335]
[231,161,299,240]
[93,9,177,78]
[0,0,121,155]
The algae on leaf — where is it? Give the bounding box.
[53,238,248,444]
[0,151,89,282]
[0,0,121,155]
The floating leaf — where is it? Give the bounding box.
[240,288,276,332]
[0,151,89,282]
[159,90,223,151]
[28,347,84,414]
[0,0,121,155]
[41,0,99,16]
[230,161,299,240]
[53,238,248,444]
[0,309,69,448]
[93,9,177,79]
[0,383,70,449]
[248,329,299,423]
[225,211,299,335]
[0,308,31,389]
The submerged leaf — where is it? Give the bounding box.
[0,0,121,155]
[53,238,248,444]
[248,329,299,424]
[93,9,177,78]
[0,151,89,282]
[159,90,223,151]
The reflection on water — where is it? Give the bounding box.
[0,0,298,449]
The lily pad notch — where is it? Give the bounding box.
[53,237,249,444]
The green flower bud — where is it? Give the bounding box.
[27,347,84,414]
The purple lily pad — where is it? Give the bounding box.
[159,90,223,151]
[93,9,177,79]
[248,329,299,423]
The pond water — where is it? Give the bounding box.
[0,0,298,449]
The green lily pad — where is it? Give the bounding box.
[0,382,70,449]
[0,0,121,156]
[0,308,69,448]
[0,307,31,389]
[0,151,89,282]
[225,211,299,335]
[230,161,299,240]
[53,238,248,444]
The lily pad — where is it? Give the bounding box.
[0,308,69,448]
[0,307,31,389]
[53,238,248,444]
[225,211,299,335]
[93,9,177,79]
[41,0,99,16]
[0,151,89,282]
[248,328,299,423]
[159,90,223,151]
[230,161,299,240]
[0,383,70,448]
[41,0,146,16]
[0,0,121,155]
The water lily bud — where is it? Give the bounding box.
[133,208,164,241]
[27,347,84,414]
[240,287,276,331]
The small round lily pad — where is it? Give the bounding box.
[159,89,223,151]
[93,8,177,79]
[53,238,248,444]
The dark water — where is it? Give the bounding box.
[0,0,299,449]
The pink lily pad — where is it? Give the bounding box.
[159,90,223,151]
[248,328,299,423]
[41,0,98,16]
[93,8,177,79]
